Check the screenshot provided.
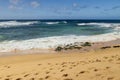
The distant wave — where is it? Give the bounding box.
[77,22,120,30]
[62,21,67,24]
[0,21,38,28]
[0,21,62,28]
[45,21,68,25]
[77,23,113,27]
[45,22,59,25]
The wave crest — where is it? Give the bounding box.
[45,22,59,25]
[77,23,120,31]
[0,21,38,28]
[77,22,120,27]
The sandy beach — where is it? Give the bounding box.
[0,46,120,80]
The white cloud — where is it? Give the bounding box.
[9,5,22,10]
[73,3,78,7]
[9,0,20,5]
[9,0,22,10]
[31,1,40,8]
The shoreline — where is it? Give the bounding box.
[0,32,120,53]
[0,39,120,57]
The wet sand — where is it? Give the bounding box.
[0,47,120,80]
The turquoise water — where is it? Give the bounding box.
[0,20,116,41]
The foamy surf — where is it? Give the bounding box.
[45,21,67,25]
[0,32,119,52]
[77,23,120,28]
[0,21,38,28]
[45,22,59,25]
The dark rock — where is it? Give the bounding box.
[101,46,111,49]
[113,45,120,48]
[81,42,91,47]
[55,46,63,51]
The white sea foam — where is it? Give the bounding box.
[77,23,120,31]
[0,32,120,52]
[45,22,59,25]
[63,21,67,24]
[0,21,38,28]
[77,23,117,27]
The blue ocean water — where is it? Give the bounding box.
[0,20,120,52]
[0,20,119,41]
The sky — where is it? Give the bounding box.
[0,0,120,19]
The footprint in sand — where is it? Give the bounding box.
[49,68,53,70]
[103,56,108,59]
[6,75,12,77]
[76,62,80,65]
[88,67,95,70]
[5,78,11,80]
[61,62,65,65]
[53,72,56,74]
[94,69,98,72]
[30,78,35,80]
[96,74,102,76]
[38,64,42,66]
[76,74,79,77]
[4,66,11,69]
[96,59,101,62]
[62,65,67,68]
[79,71,86,74]
[89,60,95,63]
[108,59,113,62]
[62,74,68,77]
[48,63,51,65]
[72,64,76,67]
[64,78,73,80]
[34,72,39,75]
[55,63,58,65]
[60,69,64,72]
[39,78,43,80]
[80,61,88,64]
[117,58,120,60]
[107,77,114,80]
[45,76,50,79]
[69,67,72,69]
[46,71,50,74]
[24,74,30,77]
[16,78,22,80]
[69,62,75,65]
[116,62,120,64]
[106,66,110,69]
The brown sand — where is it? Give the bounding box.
[0,48,120,80]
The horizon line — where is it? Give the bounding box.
[1,19,120,20]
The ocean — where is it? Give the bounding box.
[0,20,120,52]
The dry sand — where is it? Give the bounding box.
[0,48,120,80]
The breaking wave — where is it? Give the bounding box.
[0,32,120,52]
[0,21,38,28]
[45,22,59,25]
[77,22,120,27]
